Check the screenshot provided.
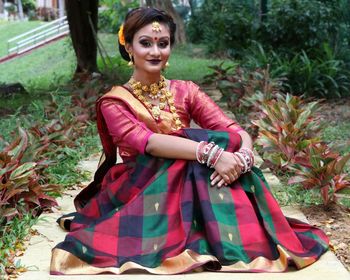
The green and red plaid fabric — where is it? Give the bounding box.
[52,129,328,274]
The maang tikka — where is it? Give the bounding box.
[152,21,162,32]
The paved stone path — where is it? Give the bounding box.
[16,88,350,279]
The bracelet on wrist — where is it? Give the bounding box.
[196,141,207,164]
[234,152,248,173]
[233,147,254,174]
[211,148,224,168]
[196,141,224,168]
[207,145,219,167]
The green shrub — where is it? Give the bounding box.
[0,128,60,222]
[244,43,350,98]
[188,0,350,60]
[259,0,350,57]
[285,47,350,97]
[22,0,36,14]
[187,0,258,57]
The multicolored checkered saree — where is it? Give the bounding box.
[50,128,328,275]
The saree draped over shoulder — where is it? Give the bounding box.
[50,80,328,275]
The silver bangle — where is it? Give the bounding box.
[212,148,224,168]
[207,145,219,167]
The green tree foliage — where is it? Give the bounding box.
[21,0,36,13]
[187,0,258,57]
[99,0,139,33]
[191,0,350,97]
[259,0,350,57]
[188,0,350,58]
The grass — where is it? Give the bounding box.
[1,30,221,98]
[0,20,43,57]
[0,91,101,276]
[0,212,39,275]
[272,178,323,207]
[0,37,76,92]
[0,92,101,186]
[165,45,223,83]
[322,120,350,179]
[45,122,101,187]
[322,122,350,155]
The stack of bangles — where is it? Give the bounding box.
[233,147,255,173]
[196,141,255,173]
[196,141,224,168]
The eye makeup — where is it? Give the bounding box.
[138,38,170,48]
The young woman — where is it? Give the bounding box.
[50,7,328,275]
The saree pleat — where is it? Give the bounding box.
[50,129,328,275]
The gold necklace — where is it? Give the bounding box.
[128,75,182,130]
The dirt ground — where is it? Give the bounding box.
[318,97,350,123]
[300,96,350,271]
[301,204,350,271]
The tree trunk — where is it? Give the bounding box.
[260,0,268,22]
[17,0,24,20]
[145,0,186,44]
[188,0,196,16]
[65,0,99,75]
[0,0,4,14]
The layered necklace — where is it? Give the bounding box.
[128,75,182,130]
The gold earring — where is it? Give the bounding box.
[165,61,170,68]
[128,53,134,66]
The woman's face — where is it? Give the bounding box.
[126,22,171,75]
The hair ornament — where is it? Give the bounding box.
[152,21,162,32]
[118,24,125,46]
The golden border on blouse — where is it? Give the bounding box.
[103,86,177,134]
[50,245,317,275]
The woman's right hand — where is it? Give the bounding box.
[210,151,243,188]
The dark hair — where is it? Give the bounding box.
[118,7,176,62]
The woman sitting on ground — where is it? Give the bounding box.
[50,7,328,275]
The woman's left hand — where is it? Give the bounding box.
[210,153,243,188]
[210,171,232,188]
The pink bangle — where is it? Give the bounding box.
[196,141,224,168]
[239,147,254,170]
[234,152,248,173]
[196,141,207,164]
[207,145,219,167]
[212,148,224,168]
[202,142,215,164]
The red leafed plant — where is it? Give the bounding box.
[253,93,322,172]
[288,143,350,205]
[205,64,282,110]
[204,64,285,139]
[0,128,60,221]
[26,119,77,161]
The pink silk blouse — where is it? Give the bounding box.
[100,80,243,160]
